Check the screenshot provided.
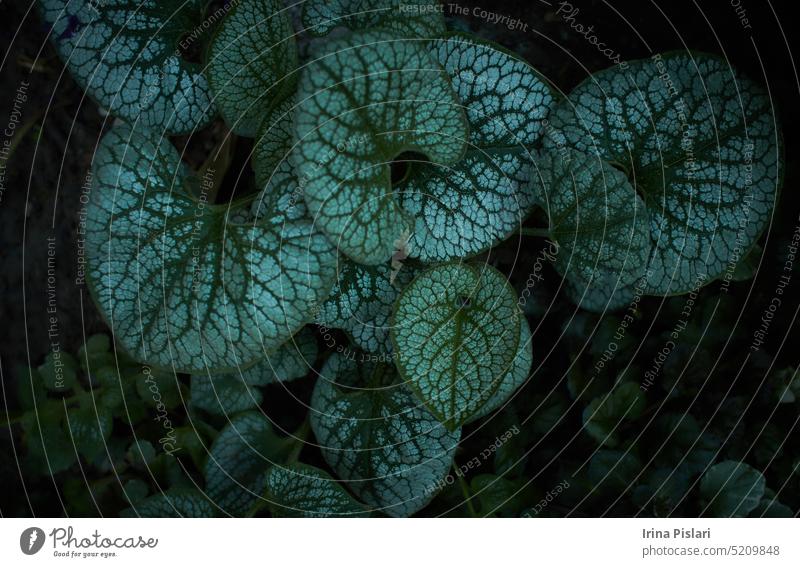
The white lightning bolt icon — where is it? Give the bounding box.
[28,529,39,551]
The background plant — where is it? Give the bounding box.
[0,0,796,518]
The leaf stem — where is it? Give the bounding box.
[286,418,311,465]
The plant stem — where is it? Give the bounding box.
[286,418,311,465]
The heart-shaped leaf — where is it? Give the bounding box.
[467,317,533,422]
[294,30,468,264]
[39,0,215,134]
[317,258,418,354]
[310,353,460,516]
[86,123,337,373]
[532,150,651,298]
[399,34,556,262]
[543,52,781,295]
[204,412,289,516]
[302,0,445,38]
[700,460,765,517]
[190,327,318,415]
[265,463,369,517]
[206,0,298,137]
[392,263,521,428]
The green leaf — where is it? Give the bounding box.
[310,353,460,517]
[468,317,532,422]
[392,263,521,428]
[750,497,794,518]
[38,351,77,393]
[543,52,781,295]
[588,449,642,493]
[39,0,215,134]
[86,122,337,373]
[22,408,76,474]
[399,34,556,262]
[317,258,418,354]
[204,412,289,516]
[533,150,651,301]
[206,0,297,137]
[121,487,215,518]
[64,405,113,461]
[302,0,445,38]
[265,463,369,517]
[700,460,766,517]
[582,381,645,447]
[191,326,318,414]
[470,474,530,517]
[294,30,467,264]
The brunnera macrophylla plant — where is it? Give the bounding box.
[36,0,783,517]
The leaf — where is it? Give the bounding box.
[64,405,113,461]
[532,150,651,301]
[582,381,645,447]
[392,263,522,428]
[204,412,290,516]
[468,317,532,422]
[206,0,297,137]
[121,487,215,518]
[543,52,781,295]
[302,0,445,38]
[399,34,556,262]
[470,474,530,517]
[632,466,690,516]
[22,408,76,474]
[310,353,460,516]
[191,326,318,414]
[39,0,215,134]
[293,30,468,264]
[265,463,369,517]
[317,258,418,354]
[700,460,765,517]
[750,497,794,518]
[588,449,642,494]
[86,122,337,373]
[38,351,77,393]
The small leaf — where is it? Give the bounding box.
[302,0,445,38]
[468,317,533,422]
[64,404,113,461]
[38,351,77,393]
[206,0,297,137]
[39,0,215,134]
[294,30,468,264]
[204,412,289,516]
[582,381,645,447]
[700,460,765,517]
[86,123,337,373]
[265,463,369,517]
[399,34,556,262]
[543,52,782,295]
[22,409,76,474]
[588,449,642,493]
[317,258,418,355]
[121,487,215,518]
[750,497,794,518]
[310,353,460,517]
[392,263,521,428]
